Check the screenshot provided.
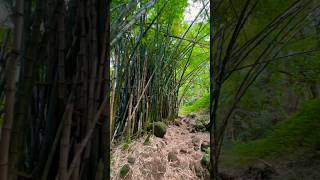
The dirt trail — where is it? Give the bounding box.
[111,117,210,180]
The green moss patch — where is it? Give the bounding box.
[222,99,320,167]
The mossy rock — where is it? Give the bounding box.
[201,154,210,169]
[187,113,197,119]
[168,151,179,162]
[194,123,205,132]
[201,141,210,152]
[127,156,136,164]
[119,164,131,178]
[191,117,208,132]
[154,122,167,138]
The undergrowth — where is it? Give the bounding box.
[222,99,320,167]
[180,94,209,115]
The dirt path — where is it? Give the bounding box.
[111,117,210,180]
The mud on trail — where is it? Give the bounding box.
[111,116,210,180]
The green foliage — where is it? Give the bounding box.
[151,0,188,26]
[0,29,5,42]
[119,164,131,178]
[231,99,320,162]
[180,93,209,115]
[236,111,274,141]
[0,113,3,126]
[201,153,210,169]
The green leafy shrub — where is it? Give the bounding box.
[180,94,209,115]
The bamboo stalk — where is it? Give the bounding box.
[0,0,24,179]
[59,103,73,180]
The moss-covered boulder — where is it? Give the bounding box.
[192,115,209,132]
[119,164,131,178]
[154,122,167,138]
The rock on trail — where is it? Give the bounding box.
[111,116,210,180]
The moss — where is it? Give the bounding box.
[119,164,131,178]
[0,100,3,126]
[122,139,131,150]
[0,115,3,126]
[201,153,210,168]
[228,99,320,164]
[201,142,210,152]
[146,123,153,132]
[193,115,209,132]
[127,156,135,164]
[153,121,167,138]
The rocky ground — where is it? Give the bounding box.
[111,116,210,180]
[111,114,320,180]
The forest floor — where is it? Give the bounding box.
[111,116,210,180]
[218,100,320,180]
[219,146,320,180]
[111,108,320,180]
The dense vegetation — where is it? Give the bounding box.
[110,0,209,144]
[225,99,320,162]
[207,0,320,178]
[1,0,320,179]
[0,0,210,179]
[0,0,111,179]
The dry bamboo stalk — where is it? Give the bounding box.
[88,0,98,124]
[59,103,74,180]
[78,0,89,141]
[41,118,64,180]
[0,0,24,179]
[71,144,80,180]
[66,91,109,179]
[110,74,116,134]
[125,71,155,130]
[127,94,133,138]
[57,2,67,178]
[94,160,104,180]
[58,0,66,100]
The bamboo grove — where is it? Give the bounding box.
[3,0,320,179]
[209,0,320,179]
[0,0,110,180]
[0,0,210,179]
[110,0,209,144]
